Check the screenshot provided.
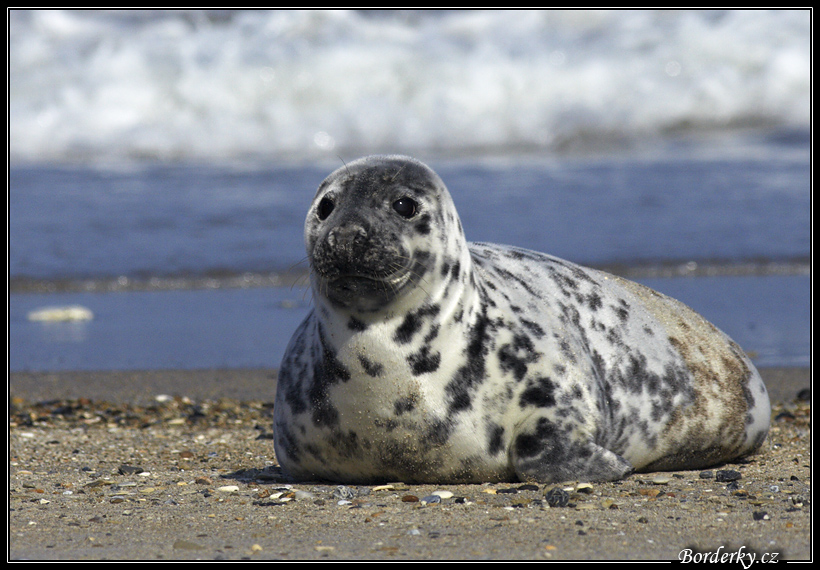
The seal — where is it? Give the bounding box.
[273,155,771,484]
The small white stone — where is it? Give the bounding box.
[27,305,93,322]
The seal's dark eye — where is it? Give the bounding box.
[317,197,334,220]
[392,197,417,219]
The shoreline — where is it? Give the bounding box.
[9,257,811,295]
[9,366,810,407]
[9,366,811,560]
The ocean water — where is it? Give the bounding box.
[8,10,811,372]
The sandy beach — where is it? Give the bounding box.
[9,366,811,561]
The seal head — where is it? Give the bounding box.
[306,155,466,314]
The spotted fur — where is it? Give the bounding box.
[273,155,771,484]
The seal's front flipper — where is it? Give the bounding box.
[511,419,633,483]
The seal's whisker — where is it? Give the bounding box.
[390,164,406,182]
[301,273,314,303]
[387,254,432,288]
[287,256,312,292]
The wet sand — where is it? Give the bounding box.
[9,367,811,561]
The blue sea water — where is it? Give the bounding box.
[9,141,811,283]
[8,142,811,371]
[8,10,811,372]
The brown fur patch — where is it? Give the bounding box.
[611,276,754,469]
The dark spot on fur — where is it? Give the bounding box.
[393,395,417,415]
[424,418,453,446]
[558,338,577,364]
[423,324,440,344]
[498,333,538,381]
[494,266,542,299]
[306,327,352,427]
[547,256,599,285]
[586,292,602,311]
[348,316,367,331]
[613,299,630,323]
[280,366,307,416]
[408,346,441,375]
[521,318,545,338]
[488,424,505,456]
[440,261,450,278]
[519,377,557,408]
[279,320,312,416]
[554,273,578,291]
[358,354,384,377]
[515,417,558,458]
[327,430,360,459]
[413,249,432,266]
[273,422,301,464]
[450,261,461,280]
[446,303,492,413]
[414,213,432,235]
[394,304,440,344]
[374,417,400,432]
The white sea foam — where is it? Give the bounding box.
[9,9,810,164]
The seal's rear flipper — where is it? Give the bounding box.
[512,422,634,483]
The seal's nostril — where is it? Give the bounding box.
[328,224,367,248]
